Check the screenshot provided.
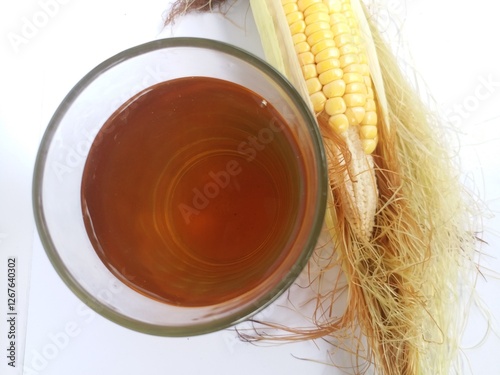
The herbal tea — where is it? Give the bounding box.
[81,77,304,306]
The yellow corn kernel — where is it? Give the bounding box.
[301,63,317,79]
[361,139,377,154]
[342,8,354,19]
[304,11,330,25]
[315,47,340,63]
[345,106,365,125]
[289,20,306,34]
[329,13,348,25]
[344,101,372,120]
[318,68,343,85]
[347,19,358,31]
[323,79,346,98]
[334,33,353,47]
[297,0,321,12]
[325,97,346,116]
[306,29,334,47]
[324,0,342,13]
[360,124,377,139]
[345,82,367,94]
[310,38,335,55]
[350,26,361,37]
[344,93,366,108]
[342,72,364,84]
[343,63,363,74]
[281,0,297,4]
[298,51,315,65]
[283,2,298,14]
[328,114,349,134]
[306,77,322,94]
[295,41,311,54]
[316,58,341,74]
[339,53,360,68]
[310,91,327,112]
[339,43,358,55]
[304,21,330,37]
[286,11,304,25]
[365,99,376,112]
[292,32,306,44]
[362,111,377,126]
[352,34,363,46]
[303,2,328,17]
[330,22,350,37]
[340,0,353,12]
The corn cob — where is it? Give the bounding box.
[251,0,381,239]
[286,0,379,154]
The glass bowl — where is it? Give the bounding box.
[33,37,327,336]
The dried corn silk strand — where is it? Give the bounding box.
[164,0,229,25]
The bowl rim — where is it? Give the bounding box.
[32,37,328,337]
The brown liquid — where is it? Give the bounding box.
[81,77,304,306]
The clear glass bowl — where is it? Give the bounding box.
[33,37,327,336]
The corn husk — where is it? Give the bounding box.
[249,1,481,374]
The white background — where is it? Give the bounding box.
[1,0,499,374]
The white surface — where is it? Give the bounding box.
[1,0,499,374]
